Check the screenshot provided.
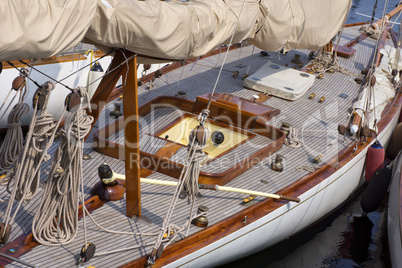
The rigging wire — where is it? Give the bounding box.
[18,60,74,91]
[204,0,248,114]
[86,52,136,90]
[1,85,65,240]
[6,61,41,89]
[371,0,379,25]
[11,50,113,93]
[58,50,112,84]
[369,0,390,134]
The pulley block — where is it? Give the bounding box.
[80,243,96,263]
[65,92,81,112]
[32,82,55,110]
[0,223,12,245]
[12,76,25,91]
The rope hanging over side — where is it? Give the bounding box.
[32,88,93,246]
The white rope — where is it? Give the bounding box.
[283,127,302,148]
[296,166,316,173]
[368,0,390,133]
[205,0,247,112]
[81,206,158,237]
[0,103,29,178]
[361,25,383,39]
[180,127,210,203]
[148,126,209,265]
[308,54,359,77]
[2,83,63,239]
[6,108,57,201]
[32,89,93,246]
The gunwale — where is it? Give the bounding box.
[121,90,402,268]
[0,22,401,267]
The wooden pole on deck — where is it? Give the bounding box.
[122,55,141,217]
[87,50,134,130]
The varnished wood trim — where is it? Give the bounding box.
[389,28,399,47]
[104,45,246,101]
[93,97,284,185]
[87,50,135,138]
[0,196,105,267]
[2,50,106,69]
[344,22,368,27]
[344,33,369,48]
[123,56,141,218]
[375,27,390,67]
[118,85,402,268]
[153,112,256,164]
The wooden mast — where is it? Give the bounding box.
[87,49,141,217]
[122,55,141,217]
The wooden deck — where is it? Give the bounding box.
[0,26,395,267]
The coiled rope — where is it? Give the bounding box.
[1,82,63,240]
[179,127,210,204]
[0,103,29,178]
[6,84,59,202]
[148,125,209,265]
[283,127,302,148]
[32,88,93,246]
[0,68,30,179]
[309,54,359,77]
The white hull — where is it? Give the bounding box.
[388,151,402,268]
[168,105,401,267]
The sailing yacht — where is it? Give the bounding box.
[0,0,401,267]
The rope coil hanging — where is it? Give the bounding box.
[32,87,93,246]
[0,103,29,178]
[1,81,64,243]
[5,82,58,202]
[0,69,30,179]
[179,126,210,203]
[148,124,210,265]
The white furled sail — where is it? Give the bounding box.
[0,0,97,61]
[85,0,260,60]
[353,47,397,130]
[251,0,352,52]
[0,0,352,62]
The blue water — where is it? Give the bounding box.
[219,0,400,267]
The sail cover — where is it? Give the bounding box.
[251,0,352,52]
[0,0,97,61]
[0,0,351,62]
